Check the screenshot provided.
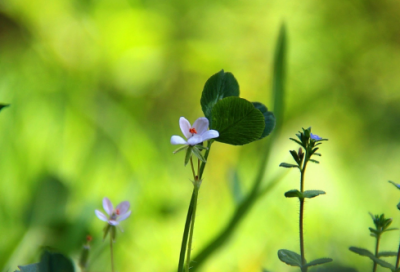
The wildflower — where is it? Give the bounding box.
[95,197,131,226]
[171,117,219,146]
[310,133,323,141]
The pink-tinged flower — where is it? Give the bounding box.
[171,117,219,146]
[95,197,131,226]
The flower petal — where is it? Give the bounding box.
[118,210,131,221]
[117,201,130,215]
[179,117,192,139]
[171,136,188,145]
[187,134,203,146]
[109,220,119,226]
[103,197,113,215]
[201,130,219,141]
[95,210,109,222]
[193,117,209,135]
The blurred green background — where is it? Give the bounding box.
[1,0,400,271]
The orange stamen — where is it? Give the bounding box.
[189,128,197,134]
[116,208,120,215]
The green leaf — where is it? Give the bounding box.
[201,70,240,121]
[305,258,333,268]
[39,251,75,272]
[0,104,10,112]
[272,24,286,133]
[303,190,326,198]
[278,249,302,267]
[284,189,303,199]
[210,97,265,145]
[14,264,40,272]
[252,102,275,138]
[279,163,299,168]
[185,146,193,166]
[309,159,320,164]
[349,247,395,270]
[349,247,374,258]
[378,251,398,258]
[192,146,206,163]
[290,138,303,147]
[173,145,188,154]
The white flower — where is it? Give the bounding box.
[95,197,131,226]
[170,117,219,146]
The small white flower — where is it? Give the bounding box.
[171,117,219,146]
[95,197,131,226]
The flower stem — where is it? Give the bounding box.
[178,140,213,272]
[178,190,195,272]
[185,187,199,272]
[110,235,115,272]
[373,234,381,272]
[299,159,308,272]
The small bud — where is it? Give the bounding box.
[298,148,304,161]
[79,235,92,270]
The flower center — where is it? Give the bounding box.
[116,208,120,215]
[189,128,197,134]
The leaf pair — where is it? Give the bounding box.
[284,189,326,200]
[349,247,399,272]
[200,70,275,145]
[278,249,332,269]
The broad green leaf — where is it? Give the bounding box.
[201,70,240,121]
[279,163,299,168]
[14,264,39,272]
[252,102,275,138]
[272,24,286,133]
[378,251,398,258]
[39,251,75,272]
[284,189,303,199]
[303,190,326,198]
[278,249,302,267]
[305,258,333,268]
[210,97,265,145]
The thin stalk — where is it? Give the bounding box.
[373,235,381,272]
[396,242,400,270]
[185,187,199,272]
[110,235,115,272]
[299,159,308,272]
[178,190,195,272]
[178,141,212,272]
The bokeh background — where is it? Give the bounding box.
[1,0,400,271]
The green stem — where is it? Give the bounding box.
[178,141,213,272]
[110,234,115,272]
[185,187,199,272]
[300,160,308,272]
[373,234,380,272]
[178,190,195,272]
[395,241,400,270]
